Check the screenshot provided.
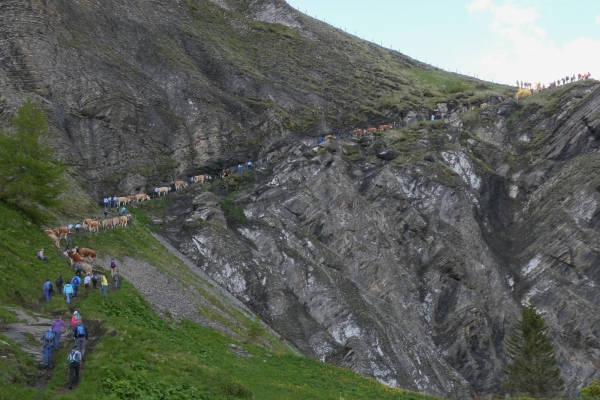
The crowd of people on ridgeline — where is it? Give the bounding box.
[517,72,592,94]
[40,312,88,389]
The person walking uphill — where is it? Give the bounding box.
[109,259,119,278]
[43,278,53,302]
[51,316,68,350]
[71,311,81,328]
[56,275,64,295]
[71,275,81,297]
[101,273,109,295]
[63,282,74,304]
[67,344,82,389]
[73,321,88,358]
[41,328,55,368]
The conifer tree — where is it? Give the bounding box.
[0,98,65,221]
[503,303,564,398]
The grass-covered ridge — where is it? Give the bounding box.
[0,199,440,399]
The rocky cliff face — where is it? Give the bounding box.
[2,0,600,398]
[151,80,600,398]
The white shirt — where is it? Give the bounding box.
[84,276,91,285]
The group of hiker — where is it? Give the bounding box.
[40,312,88,389]
[42,259,118,304]
[517,72,592,94]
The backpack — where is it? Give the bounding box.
[49,282,54,292]
[68,350,80,363]
[45,330,54,342]
[110,261,116,269]
[76,325,85,336]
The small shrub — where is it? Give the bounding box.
[581,379,600,398]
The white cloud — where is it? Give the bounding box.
[468,0,600,85]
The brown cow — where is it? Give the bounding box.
[75,247,98,262]
[266,151,279,162]
[82,218,93,230]
[353,129,364,136]
[89,220,100,233]
[325,135,335,140]
[135,193,150,202]
[379,124,391,131]
[64,250,85,267]
[112,217,121,228]
[126,195,136,202]
[119,216,129,227]
[102,219,113,230]
[367,127,378,133]
[174,180,187,190]
[117,197,130,206]
[469,105,478,111]
[194,175,212,183]
[157,187,170,197]
[480,103,489,109]
[220,169,232,178]
[47,233,60,248]
[53,227,69,240]
[43,229,54,236]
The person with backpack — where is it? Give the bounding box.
[64,234,72,251]
[56,275,64,295]
[113,271,119,289]
[75,262,83,277]
[51,316,68,350]
[73,321,88,358]
[91,272,99,289]
[43,279,53,302]
[71,275,81,297]
[63,282,74,304]
[40,328,55,368]
[71,311,81,328]
[104,205,108,218]
[110,259,119,278]
[101,274,109,295]
[67,344,82,389]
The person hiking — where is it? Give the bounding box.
[75,262,83,277]
[84,274,91,291]
[37,248,49,263]
[67,344,82,389]
[64,234,72,252]
[71,275,81,297]
[73,321,88,358]
[237,164,243,173]
[247,160,252,170]
[43,278,53,302]
[113,271,120,289]
[101,274,109,295]
[91,272,99,289]
[56,275,64,295]
[41,328,55,368]
[110,259,119,278]
[71,311,82,328]
[51,316,68,350]
[104,205,108,218]
[112,195,117,208]
[74,222,81,235]
[154,187,158,198]
[121,206,127,216]
[63,282,74,304]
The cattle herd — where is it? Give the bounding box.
[41,226,100,275]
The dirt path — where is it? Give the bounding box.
[1,306,104,392]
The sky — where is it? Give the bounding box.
[284,0,600,86]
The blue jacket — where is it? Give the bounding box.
[71,276,80,287]
[43,281,52,291]
[63,283,74,295]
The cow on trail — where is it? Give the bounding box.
[54,227,69,240]
[119,216,129,227]
[102,219,113,230]
[75,247,98,262]
[64,250,86,267]
[112,217,120,228]
[117,197,130,206]
[266,151,279,162]
[135,193,150,202]
[325,135,335,140]
[157,187,170,197]
[480,103,489,109]
[220,169,232,178]
[173,180,187,191]
[367,127,378,133]
[82,219,93,230]
[194,175,211,183]
[88,220,100,233]
[379,124,391,131]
